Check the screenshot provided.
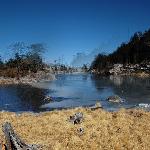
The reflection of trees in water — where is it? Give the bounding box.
[91,75,150,103]
[15,85,49,111]
[90,75,112,91]
[109,75,123,86]
[110,76,150,102]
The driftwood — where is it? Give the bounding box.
[2,122,39,150]
[0,140,6,150]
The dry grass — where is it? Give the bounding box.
[0,108,150,150]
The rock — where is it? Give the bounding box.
[109,64,123,75]
[89,102,102,110]
[44,96,53,102]
[69,112,83,124]
[138,103,150,108]
[107,95,123,103]
[77,127,84,135]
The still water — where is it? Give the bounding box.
[0,74,150,112]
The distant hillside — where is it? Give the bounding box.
[91,28,150,72]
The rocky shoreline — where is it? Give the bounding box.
[92,63,150,78]
[0,71,56,85]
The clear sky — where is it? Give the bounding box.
[0,0,150,64]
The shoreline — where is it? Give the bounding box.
[91,70,150,78]
[91,63,150,78]
[0,107,150,149]
[0,71,150,86]
[92,71,150,78]
[0,72,88,85]
[0,72,56,85]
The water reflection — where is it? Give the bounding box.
[109,75,123,86]
[0,85,49,112]
[0,74,150,112]
[91,74,150,106]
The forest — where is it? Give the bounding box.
[0,42,45,78]
[91,28,150,72]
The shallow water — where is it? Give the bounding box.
[0,74,150,112]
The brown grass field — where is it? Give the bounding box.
[0,108,150,150]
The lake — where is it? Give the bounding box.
[0,73,150,112]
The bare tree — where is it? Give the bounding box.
[27,43,46,72]
[9,42,26,79]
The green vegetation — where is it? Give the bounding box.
[91,28,150,72]
[0,42,46,78]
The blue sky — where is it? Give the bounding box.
[0,0,150,64]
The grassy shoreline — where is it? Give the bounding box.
[0,108,150,149]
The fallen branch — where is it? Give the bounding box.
[2,122,39,150]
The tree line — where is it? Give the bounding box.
[0,42,45,78]
[91,28,150,72]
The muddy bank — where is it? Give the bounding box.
[0,108,150,149]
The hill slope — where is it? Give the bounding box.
[91,29,150,73]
